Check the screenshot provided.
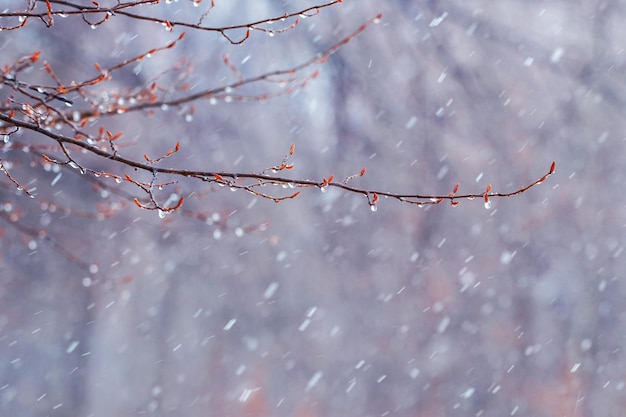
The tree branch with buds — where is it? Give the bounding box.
[0,1,555,220]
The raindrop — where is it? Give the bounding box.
[484,200,492,209]
[429,12,448,27]
[346,380,356,393]
[158,210,167,219]
[500,250,516,265]
[223,318,236,330]
[305,372,323,391]
[263,282,279,299]
[370,204,378,212]
[299,318,311,332]
[66,340,80,353]
[436,165,449,180]
[460,387,475,399]
[550,47,564,63]
[580,338,593,351]
[51,172,62,186]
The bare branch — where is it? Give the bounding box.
[0,0,343,43]
[0,112,556,211]
[0,2,555,219]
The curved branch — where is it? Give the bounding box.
[1,0,343,43]
[0,112,556,210]
[0,5,555,214]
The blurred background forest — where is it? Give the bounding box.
[1,0,625,416]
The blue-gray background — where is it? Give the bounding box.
[1,1,623,416]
